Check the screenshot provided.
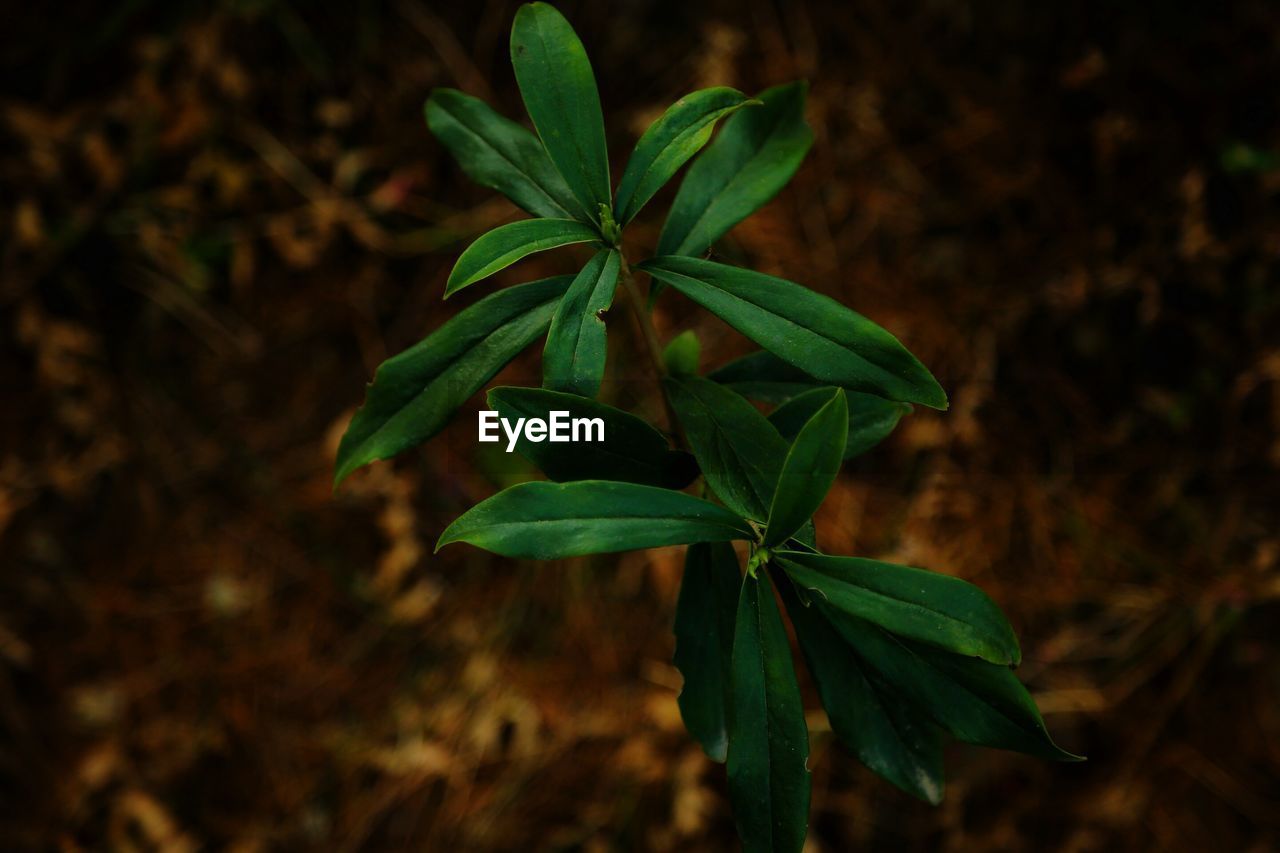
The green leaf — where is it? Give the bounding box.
[763,389,847,547]
[776,571,944,804]
[436,480,752,559]
[727,571,810,853]
[776,551,1021,665]
[657,81,813,257]
[510,2,611,222]
[829,613,1082,761]
[334,276,572,486]
[639,256,947,409]
[541,248,619,397]
[674,541,741,762]
[446,218,600,297]
[708,350,818,405]
[771,387,911,460]
[424,88,585,221]
[486,386,696,488]
[661,330,701,376]
[614,87,756,226]
[663,375,787,520]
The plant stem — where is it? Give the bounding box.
[617,254,684,445]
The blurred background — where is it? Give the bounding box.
[2,1,1279,849]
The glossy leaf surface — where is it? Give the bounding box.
[436,480,752,559]
[542,248,619,397]
[639,256,947,409]
[727,571,810,853]
[771,387,911,460]
[510,3,611,220]
[424,88,583,220]
[446,218,599,296]
[658,81,813,257]
[777,551,1021,665]
[763,389,847,547]
[335,276,571,486]
[615,87,755,225]
[674,541,741,762]
[777,573,944,803]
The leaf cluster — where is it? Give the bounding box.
[335,5,1079,848]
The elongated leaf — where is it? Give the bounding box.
[657,81,813,257]
[335,276,572,486]
[776,551,1020,665]
[615,87,755,225]
[771,387,911,460]
[510,2,611,221]
[425,88,584,221]
[542,248,619,397]
[486,386,696,487]
[674,542,741,762]
[829,612,1082,761]
[639,256,947,409]
[664,375,787,520]
[709,350,818,404]
[727,571,810,853]
[777,571,944,804]
[446,218,599,296]
[436,480,752,559]
[764,389,847,547]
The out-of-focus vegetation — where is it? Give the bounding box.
[2,1,1278,849]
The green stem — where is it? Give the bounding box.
[618,253,685,446]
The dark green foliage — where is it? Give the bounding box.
[336,5,1077,848]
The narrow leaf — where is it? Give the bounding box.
[424,88,584,221]
[674,542,741,762]
[709,350,818,404]
[335,276,572,486]
[436,480,752,559]
[639,256,947,409]
[763,389,847,547]
[771,387,911,460]
[510,2,611,220]
[776,551,1021,665]
[777,571,944,804]
[830,612,1082,761]
[727,571,810,853]
[615,87,756,225]
[487,386,696,488]
[446,218,599,296]
[542,248,619,397]
[657,81,813,257]
[664,375,787,520]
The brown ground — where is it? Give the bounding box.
[2,1,1278,850]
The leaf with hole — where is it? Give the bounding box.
[541,248,619,398]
